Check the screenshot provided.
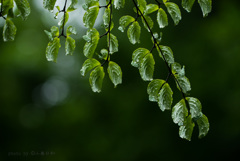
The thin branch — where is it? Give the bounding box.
[132,0,189,108]
[154,0,162,7]
[0,0,6,19]
[59,0,68,38]
[101,0,112,66]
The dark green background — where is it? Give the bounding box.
[1,0,240,160]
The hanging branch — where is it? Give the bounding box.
[132,0,189,109]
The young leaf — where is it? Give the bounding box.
[84,0,99,8]
[144,4,159,15]
[89,66,105,93]
[65,36,76,56]
[66,26,77,36]
[157,8,168,28]
[165,2,182,25]
[46,37,61,62]
[103,7,111,29]
[2,0,14,16]
[139,53,155,81]
[197,114,210,138]
[198,0,212,17]
[186,97,203,120]
[108,61,122,87]
[80,58,101,76]
[147,79,165,102]
[3,18,17,42]
[67,0,78,12]
[131,48,149,68]
[182,0,195,12]
[114,0,125,10]
[14,0,31,20]
[83,5,99,28]
[118,15,135,32]
[158,83,173,111]
[172,99,188,126]
[127,21,141,44]
[171,62,185,77]
[50,26,59,37]
[98,49,108,60]
[159,45,175,65]
[107,34,118,54]
[83,28,99,58]
[179,115,195,141]
[43,0,57,11]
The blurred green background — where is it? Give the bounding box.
[1,0,240,160]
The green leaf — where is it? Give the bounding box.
[172,99,188,126]
[50,26,59,37]
[171,62,185,77]
[67,0,78,12]
[80,58,101,76]
[144,4,159,15]
[66,26,77,36]
[44,26,59,41]
[43,0,57,11]
[83,28,99,58]
[182,0,195,12]
[108,61,122,87]
[14,0,31,20]
[141,15,153,32]
[131,48,149,68]
[103,7,110,29]
[165,2,181,25]
[159,45,175,65]
[197,114,209,138]
[179,115,195,141]
[139,53,155,81]
[89,66,105,93]
[2,0,14,16]
[114,0,125,10]
[158,83,173,111]
[198,0,212,17]
[46,37,61,62]
[58,12,69,29]
[98,49,108,60]
[84,0,99,8]
[118,15,135,32]
[186,97,203,120]
[83,5,99,28]
[65,36,76,56]
[107,33,118,54]
[147,79,165,102]
[175,75,191,94]
[127,21,141,45]
[137,0,147,12]
[157,8,168,28]
[3,18,17,42]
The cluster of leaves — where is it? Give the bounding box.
[80,0,123,92]
[44,0,77,62]
[43,0,212,141]
[122,0,211,141]
[0,0,30,41]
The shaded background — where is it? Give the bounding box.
[1,0,240,160]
